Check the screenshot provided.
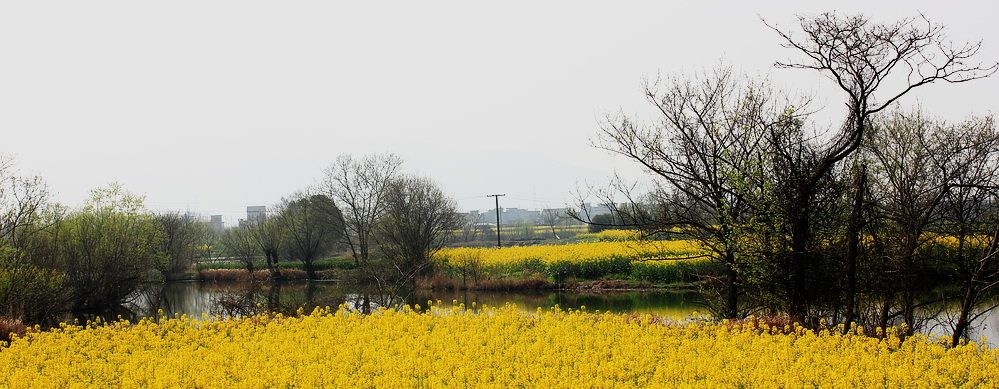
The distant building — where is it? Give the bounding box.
[210,215,224,231]
[470,207,541,226]
[246,206,266,225]
[503,207,540,225]
[575,203,614,222]
[462,203,616,226]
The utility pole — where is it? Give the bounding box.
[487,194,505,247]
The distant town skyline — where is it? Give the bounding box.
[3,1,997,224]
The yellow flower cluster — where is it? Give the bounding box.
[438,239,703,268]
[575,229,643,241]
[2,305,997,388]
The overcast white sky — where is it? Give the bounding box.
[2,1,997,224]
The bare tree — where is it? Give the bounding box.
[457,212,481,243]
[319,153,403,264]
[581,65,795,319]
[0,156,62,322]
[929,115,999,345]
[539,208,564,240]
[860,111,999,336]
[0,156,51,250]
[764,12,997,320]
[222,224,259,275]
[247,212,283,279]
[376,174,461,282]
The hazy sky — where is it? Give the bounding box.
[2,1,997,224]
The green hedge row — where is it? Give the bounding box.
[441,256,724,285]
[630,260,724,284]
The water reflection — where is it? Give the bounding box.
[77,281,999,346]
[119,281,704,320]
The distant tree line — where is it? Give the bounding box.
[0,153,461,325]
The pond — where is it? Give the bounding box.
[95,281,999,346]
[111,281,705,320]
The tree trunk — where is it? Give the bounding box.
[788,197,811,324]
[266,249,282,281]
[843,164,866,332]
[724,264,739,319]
[304,260,318,280]
[878,296,893,336]
[952,284,978,347]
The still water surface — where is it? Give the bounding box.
[126,281,705,319]
[107,281,999,345]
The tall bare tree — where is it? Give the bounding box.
[319,153,403,264]
[765,12,997,320]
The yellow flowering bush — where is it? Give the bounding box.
[2,305,997,388]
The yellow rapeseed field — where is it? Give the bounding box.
[438,239,702,268]
[2,304,997,388]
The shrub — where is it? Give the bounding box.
[520,257,547,273]
[545,260,580,284]
[0,250,66,323]
[631,260,723,285]
[196,269,254,282]
[195,268,312,282]
[0,317,28,345]
[544,256,633,283]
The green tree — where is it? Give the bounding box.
[54,183,165,311]
[155,211,206,275]
[278,192,344,279]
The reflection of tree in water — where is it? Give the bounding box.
[206,281,350,317]
[339,286,415,314]
[81,281,999,344]
[210,283,264,318]
[71,283,175,324]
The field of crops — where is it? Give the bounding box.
[2,304,996,387]
[436,232,713,283]
[438,239,701,267]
